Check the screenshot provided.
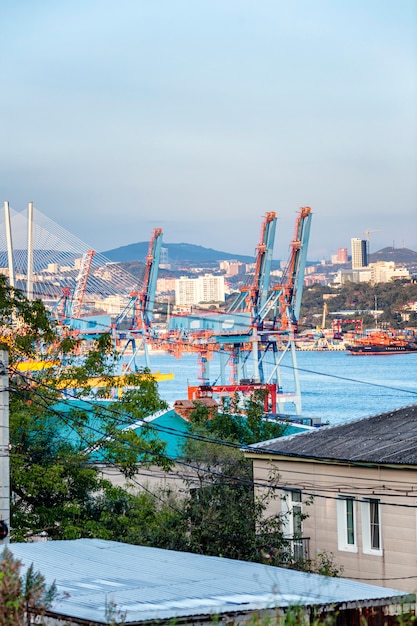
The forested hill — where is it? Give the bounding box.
[300,281,417,329]
[369,247,417,264]
[102,242,255,264]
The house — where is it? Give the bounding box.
[6,539,415,625]
[245,404,417,593]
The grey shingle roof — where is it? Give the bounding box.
[7,539,412,625]
[248,404,417,465]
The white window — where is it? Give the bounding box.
[282,489,303,538]
[361,498,382,556]
[337,496,358,552]
[282,490,305,562]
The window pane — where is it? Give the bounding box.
[346,498,355,545]
[370,499,380,549]
[290,491,302,537]
[292,491,301,503]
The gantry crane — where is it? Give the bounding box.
[71,250,96,319]
[50,250,96,324]
[167,208,313,415]
[113,228,163,370]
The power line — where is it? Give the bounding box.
[6,382,417,512]
[2,362,417,514]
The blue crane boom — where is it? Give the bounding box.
[166,209,313,415]
[137,227,163,331]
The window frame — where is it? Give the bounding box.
[282,489,303,538]
[337,496,358,553]
[361,498,383,556]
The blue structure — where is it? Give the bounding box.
[168,209,313,416]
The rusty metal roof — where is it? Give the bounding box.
[248,404,417,464]
[7,539,413,624]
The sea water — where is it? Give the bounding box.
[145,350,417,426]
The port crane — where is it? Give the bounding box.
[167,208,312,415]
[363,229,382,259]
[112,228,163,371]
[71,250,96,319]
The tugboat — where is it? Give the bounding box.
[346,330,417,355]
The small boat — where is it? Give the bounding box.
[346,330,417,355]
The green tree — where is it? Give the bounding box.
[10,367,171,540]
[178,394,289,563]
[189,389,287,446]
[0,547,57,625]
[300,280,417,330]
[0,277,172,541]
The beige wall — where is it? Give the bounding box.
[98,463,198,494]
[250,455,417,593]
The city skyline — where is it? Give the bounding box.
[1,1,416,260]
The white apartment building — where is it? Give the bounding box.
[219,260,246,277]
[175,275,225,306]
[370,262,410,283]
[156,277,177,293]
[335,261,410,285]
[351,238,368,269]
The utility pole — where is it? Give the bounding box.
[0,349,10,544]
[4,201,15,288]
[27,201,34,300]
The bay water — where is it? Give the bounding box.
[147,350,417,426]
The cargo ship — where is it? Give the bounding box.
[346,330,417,355]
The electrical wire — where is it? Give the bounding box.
[5,382,417,512]
[2,360,417,514]
[8,363,264,448]
[5,365,417,585]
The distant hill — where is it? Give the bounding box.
[369,247,417,264]
[102,242,256,264]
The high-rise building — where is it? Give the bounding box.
[175,275,225,306]
[351,238,368,269]
[337,248,348,264]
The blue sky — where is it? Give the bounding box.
[1,0,416,260]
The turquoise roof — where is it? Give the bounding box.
[53,400,189,461]
[52,400,310,461]
[130,409,190,459]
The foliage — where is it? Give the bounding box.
[297,551,344,578]
[176,395,290,563]
[188,389,287,446]
[79,483,186,549]
[0,276,56,355]
[0,279,172,541]
[300,281,417,330]
[0,547,57,625]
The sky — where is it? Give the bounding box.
[1,0,416,261]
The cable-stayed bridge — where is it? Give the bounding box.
[0,202,145,311]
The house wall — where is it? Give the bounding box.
[251,455,417,593]
[99,462,198,494]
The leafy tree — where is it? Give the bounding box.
[300,280,417,330]
[9,363,172,541]
[189,389,287,446]
[82,483,187,549]
[177,394,290,563]
[0,277,172,541]
[0,547,57,625]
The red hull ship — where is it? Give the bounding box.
[346,330,417,355]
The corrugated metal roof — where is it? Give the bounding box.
[248,404,417,464]
[7,539,412,624]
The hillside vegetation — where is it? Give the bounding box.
[300,281,417,330]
